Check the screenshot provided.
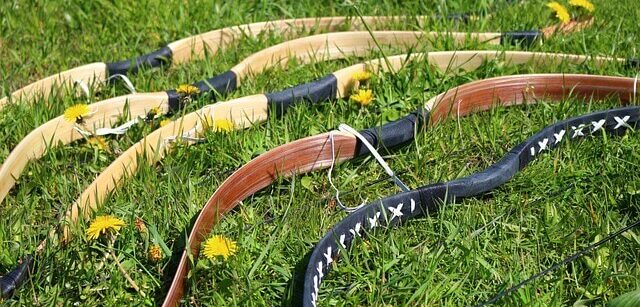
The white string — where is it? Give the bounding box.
[106,74,137,94]
[327,131,365,213]
[338,124,410,192]
[73,80,90,98]
[327,124,410,213]
[73,126,92,137]
[161,106,213,144]
[94,117,140,135]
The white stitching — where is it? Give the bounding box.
[410,199,416,213]
[571,125,586,138]
[591,119,606,132]
[388,203,404,220]
[324,246,333,265]
[538,138,548,152]
[614,116,631,129]
[368,212,381,229]
[554,130,565,144]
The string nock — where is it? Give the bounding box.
[0,255,33,299]
[327,124,410,213]
[94,117,140,136]
[106,74,137,94]
[73,79,90,98]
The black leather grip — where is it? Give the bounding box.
[500,31,542,47]
[106,46,172,76]
[266,74,338,117]
[302,106,640,307]
[0,255,33,299]
[166,70,238,112]
[355,108,429,156]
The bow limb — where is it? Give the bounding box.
[304,92,638,307]
[426,74,638,123]
[0,63,107,108]
[163,131,358,307]
[62,94,270,241]
[1,16,435,107]
[167,16,432,65]
[0,92,168,205]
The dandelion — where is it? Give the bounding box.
[352,71,372,82]
[204,117,234,132]
[202,235,237,260]
[149,245,163,262]
[63,104,90,124]
[569,0,594,12]
[86,215,126,240]
[146,106,162,120]
[160,119,171,127]
[134,217,147,234]
[547,1,571,24]
[350,89,374,106]
[87,136,109,151]
[176,84,200,96]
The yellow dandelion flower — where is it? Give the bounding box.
[547,1,571,24]
[202,235,237,260]
[87,136,109,151]
[63,104,90,123]
[160,119,171,127]
[86,215,126,241]
[149,245,163,262]
[204,117,234,132]
[176,84,200,96]
[146,106,162,119]
[213,119,234,132]
[569,0,594,12]
[352,71,372,82]
[350,89,374,106]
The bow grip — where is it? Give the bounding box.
[167,70,238,111]
[265,74,338,117]
[355,108,429,156]
[500,31,542,47]
[1,255,33,299]
[106,46,173,76]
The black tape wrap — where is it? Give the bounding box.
[0,255,33,299]
[106,46,172,76]
[166,70,238,112]
[500,31,542,47]
[266,74,338,117]
[302,106,640,307]
[627,58,640,69]
[355,108,429,156]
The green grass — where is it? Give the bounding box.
[1,0,640,305]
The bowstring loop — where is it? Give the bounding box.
[106,74,137,94]
[327,123,410,213]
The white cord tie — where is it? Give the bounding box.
[328,123,410,213]
[94,117,140,135]
[73,80,90,98]
[106,74,137,94]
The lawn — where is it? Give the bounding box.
[1,0,639,305]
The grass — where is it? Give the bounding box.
[1,0,640,305]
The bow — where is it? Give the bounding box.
[302,74,640,306]
[0,34,599,302]
[0,15,475,109]
[0,25,580,209]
